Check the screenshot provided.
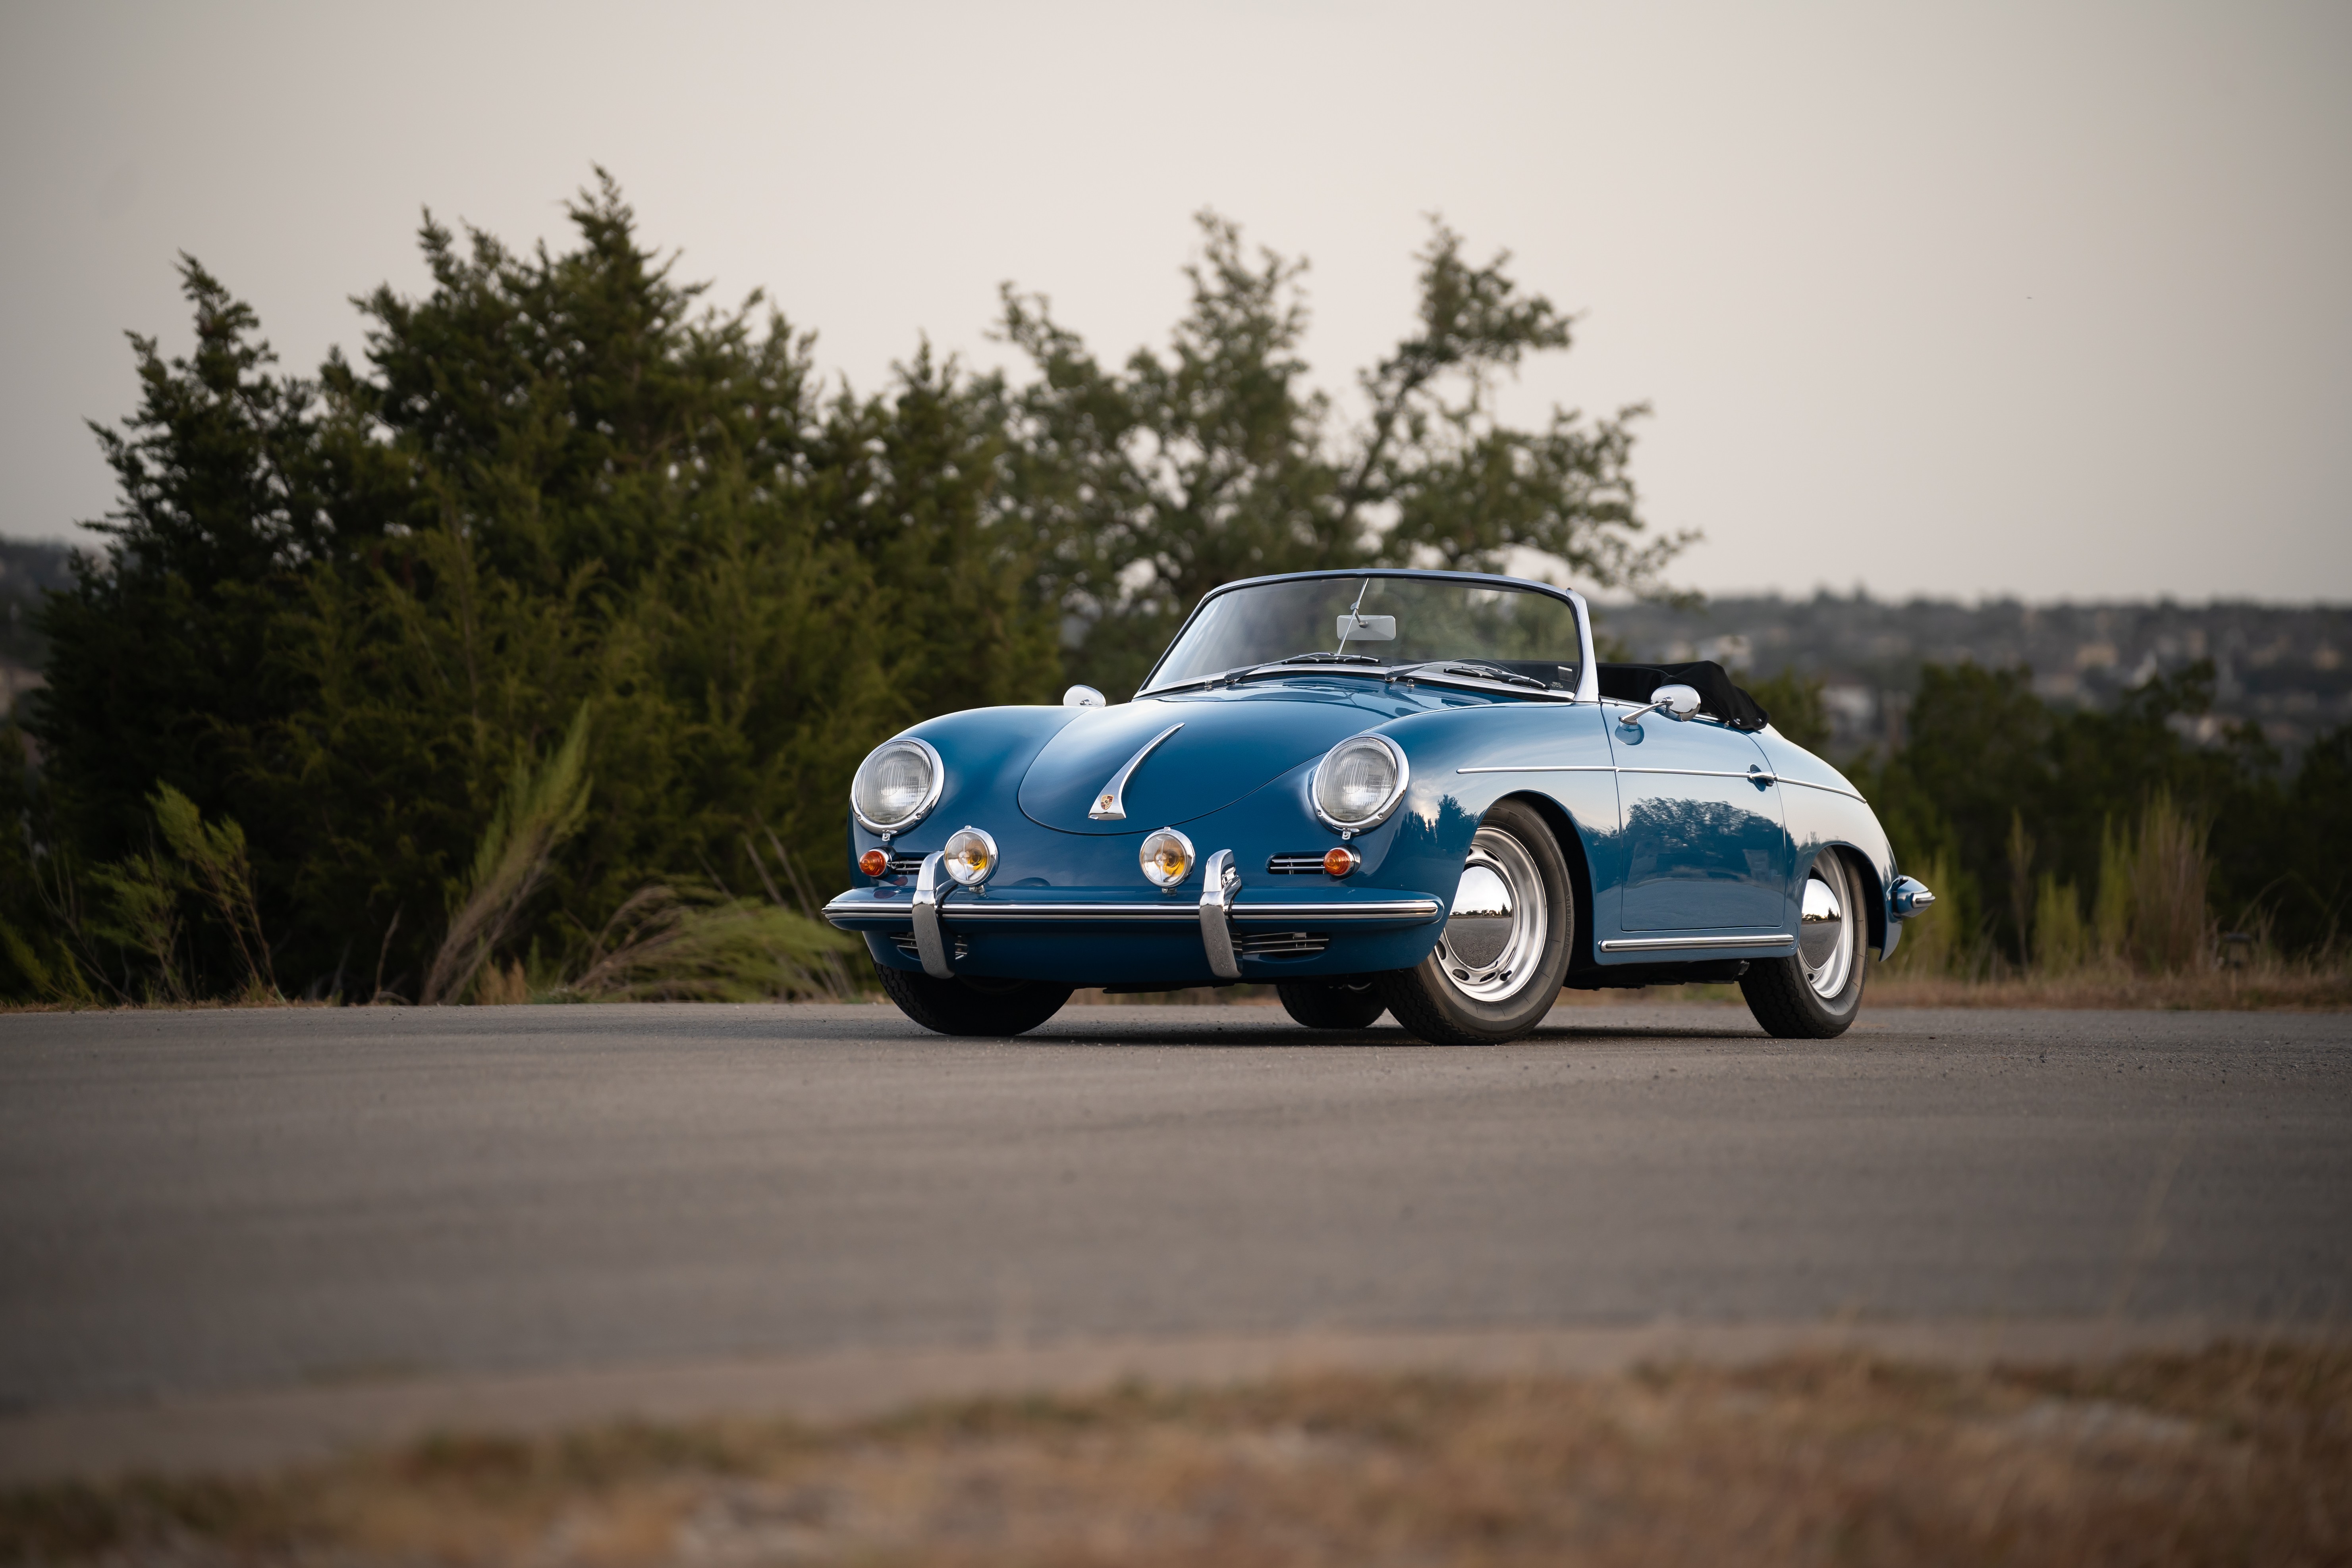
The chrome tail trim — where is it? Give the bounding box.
[1891,876,1936,918]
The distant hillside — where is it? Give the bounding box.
[0,536,75,717]
[1591,593,2352,758]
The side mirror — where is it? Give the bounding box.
[1618,683,1704,726]
[1063,685,1107,708]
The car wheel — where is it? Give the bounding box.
[1276,979,1388,1030]
[875,962,1072,1037]
[1375,798,1573,1045]
[1739,849,1867,1039]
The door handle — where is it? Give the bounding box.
[1748,764,1777,786]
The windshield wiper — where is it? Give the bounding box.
[1142,654,1385,696]
[1389,660,1552,691]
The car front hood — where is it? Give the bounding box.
[1016,682,1425,835]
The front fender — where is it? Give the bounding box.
[1752,726,1902,958]
[1366,702,1623,961]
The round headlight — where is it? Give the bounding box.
[942,825,998,886]
[1311,734,1408,831]
[851,737,943,833]
[1139,827,1196,888]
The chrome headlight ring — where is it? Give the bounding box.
[1309,733,1410,835]
[850,736,945,835]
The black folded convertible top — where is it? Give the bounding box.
[1595,660,1771,732]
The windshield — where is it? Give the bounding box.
[1142,575,1585,693]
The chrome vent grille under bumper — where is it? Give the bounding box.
[1237,931,1329,957]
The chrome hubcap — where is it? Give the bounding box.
[1799,854,1855,1000]
[1437,827,1547,1003]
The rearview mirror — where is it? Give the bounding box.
[1335,613,1396,642]
[1063,685,1106,708]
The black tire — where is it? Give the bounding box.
[874,962,1072,1037]
[1375,798,1574,1046]
[1276,979,1388,1030]
[1740,849,1867,1039]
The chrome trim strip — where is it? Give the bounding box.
[1456,761,1864,801]
[1599,933,1794,952]
[823,897,1444,926]
[1456,764,1616,774]
[1777,776,1868,802]
[1199,848,1241,980]
[910,852,952,978]
[1617,766,1778,781]
[1088,722,1184,821]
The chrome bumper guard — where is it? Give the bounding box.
[825,849,1443,982]
[1890,875,1936,919]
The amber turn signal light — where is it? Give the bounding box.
[859,848,889,877]
[1324,847,1360,877]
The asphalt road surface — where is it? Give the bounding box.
[3,1001,2347,1425]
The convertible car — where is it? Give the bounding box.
[823,569,1933,1043]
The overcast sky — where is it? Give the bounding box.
[3,0,2346,604]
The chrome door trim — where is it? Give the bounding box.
[1775,776,1867,802]
[1456,764,1617,774]
[1616,766,1778,781]
[1598,933,1793,952]
[1461,760,1863,801]
[1088,722,1185,821]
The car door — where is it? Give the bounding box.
[1607,704,1792,930]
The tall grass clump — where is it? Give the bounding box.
[560,884,857,1002]
[2033,871,2092,974]
[150,784,278,999]
[2120,789,2213,973]
[422,707,592,1005]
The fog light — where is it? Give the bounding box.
[858,848,889,877]
[1323,846,1360,877]
[942,825,998,886]
[1140,827,1195,888]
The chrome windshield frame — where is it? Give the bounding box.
[1135,569,1600,705]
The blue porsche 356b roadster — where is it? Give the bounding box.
[824,569,1933,1043]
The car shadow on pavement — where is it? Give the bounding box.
[1018,1022,1767,1047]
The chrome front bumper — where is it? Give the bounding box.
[822,850,1444,982]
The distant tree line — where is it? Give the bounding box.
[0,176,1672,1003]
[1749,662,2351,972]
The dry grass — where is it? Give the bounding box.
[1868,964,2352,1011]
[7,1342,2348,1567]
